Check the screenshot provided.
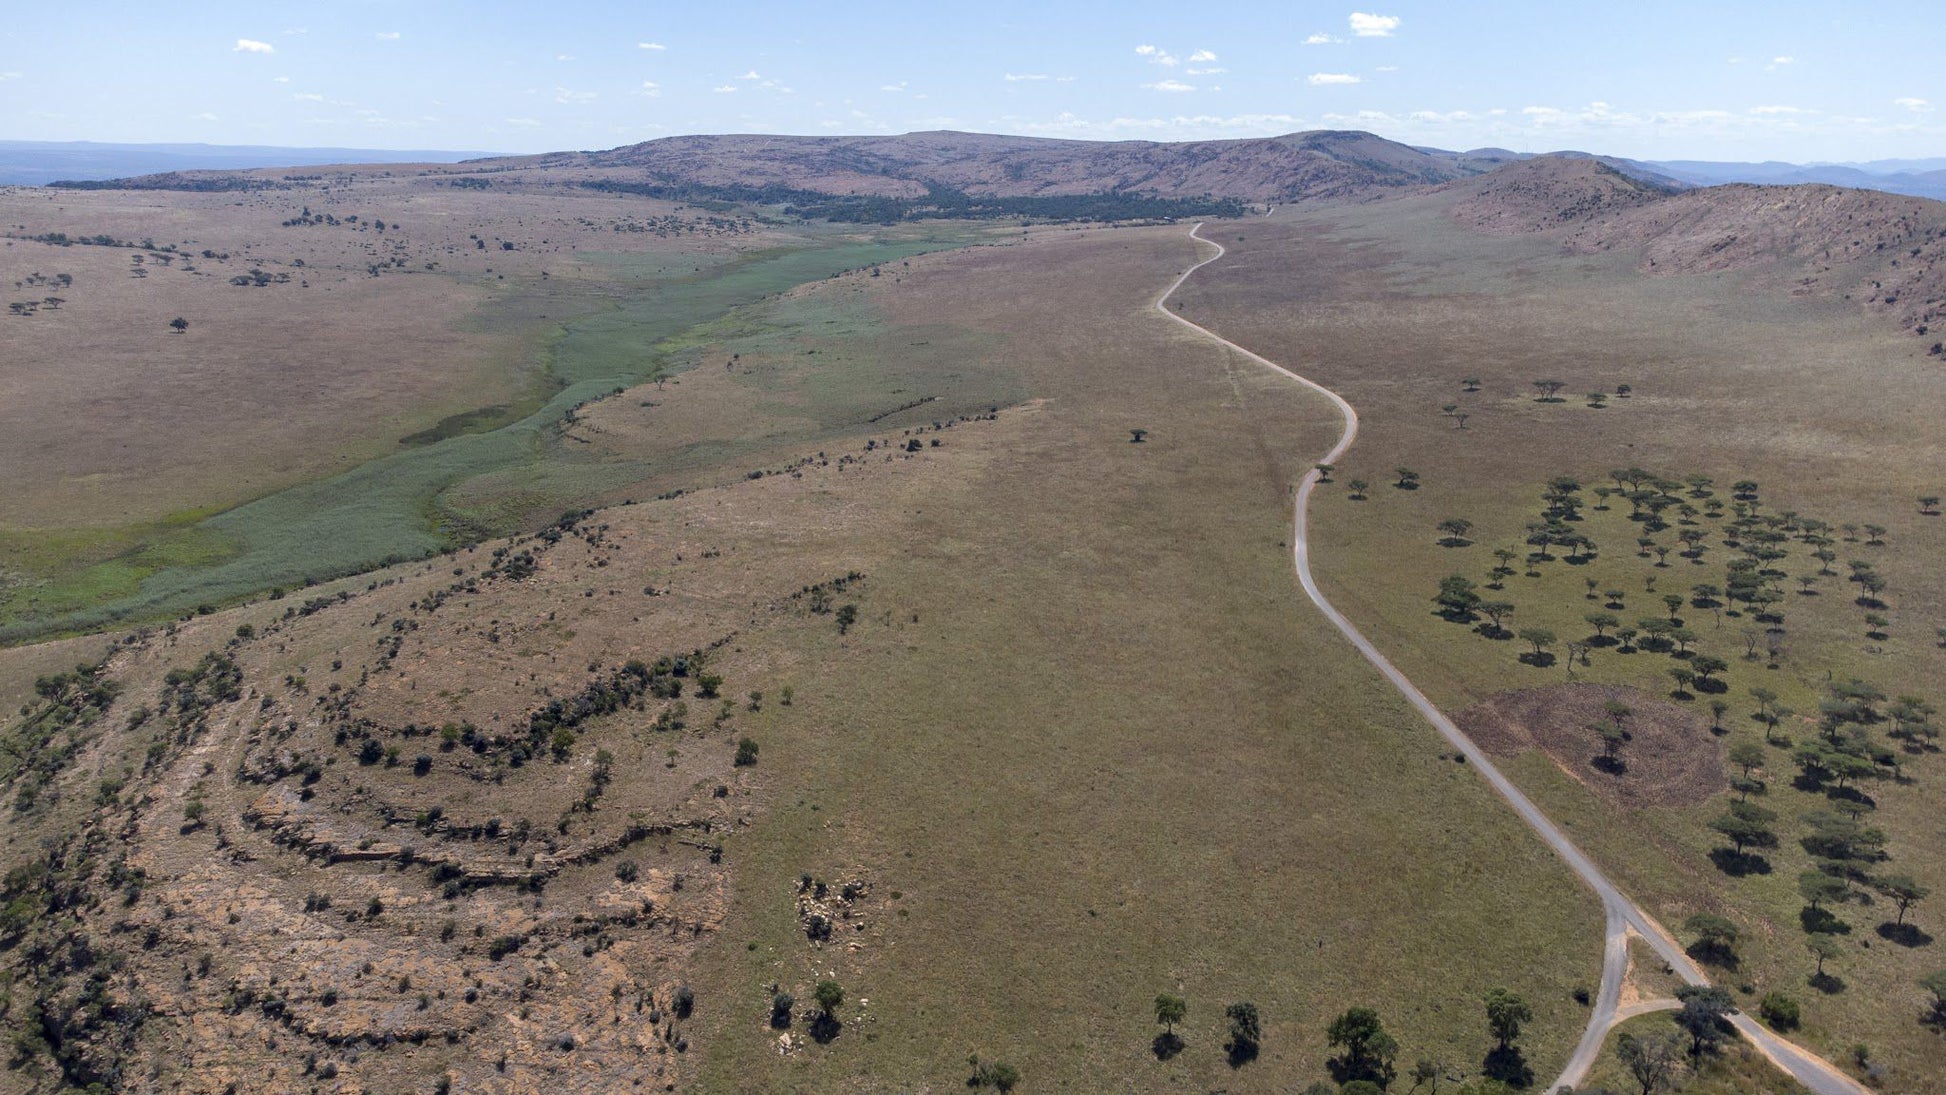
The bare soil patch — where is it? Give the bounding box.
[1456,683,1723,809]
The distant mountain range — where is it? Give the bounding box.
[0,141,497,186]
[8,133,1943,204]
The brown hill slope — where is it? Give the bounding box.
[1446,156,1946,344]
[548,128,1485,202]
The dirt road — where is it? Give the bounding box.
[1156,223,1867,1095]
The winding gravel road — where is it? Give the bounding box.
[1157,223,1868,1095]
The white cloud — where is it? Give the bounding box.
[638,81,661,97]
[1749,104,1808,115]
[293,92,326,102]
[554,87,597,104]
[1188,49,1217,62]
[234,39,275,54]
[1145,79,1196,93]
[740,69,762,80]
[1308,72,1361,85]
[1135,44,1179,67]
[1006,72,1051,81]
[1305,33,1340,45]
[1895,97,1932,113]
[375,31,401,41]
[1349,12,1401,37]
[0,71,23,81]
[638,41,667,50]
[273,75,290,83]
[1764,55,1794,71]
[555,53,574,61]
[505,117,542,127]
[194,112,219,121]
[712,85,737,93]
[1375,65,1398,72]
[1187,67,1226,75]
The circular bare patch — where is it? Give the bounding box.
[1455,683,1724,809]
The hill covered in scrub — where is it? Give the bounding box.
[1444,155,1946,346]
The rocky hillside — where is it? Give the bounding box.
[1445,156,1946,347]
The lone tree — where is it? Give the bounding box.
[1873,874,1929,928]
[1153,993,1187,1059]
[1673,985,1733,1056]
[1921,970,1946,1023]
[1483,988,1531,1049]
[1224,1001,1262,1066]
[1436,517,1474,545]
[1683,913,1740,966]
[1395,467,1421,490]
[1807,934,1842,985]
[169,316,188,333]
[1326,1007,1397,1087]
[1532,379,1567,401]
[1617,1030,1683,1095]
[1516,627,1555,663]
[1348,478,1371,500]
[1129,428,1148,443]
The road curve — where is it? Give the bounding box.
[1156,223,1868,1095]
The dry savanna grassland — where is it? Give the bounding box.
[0,207,1618,1092]
[1176,184,1946,1091]
[6,141,1946,1095]
[0,168,993,640]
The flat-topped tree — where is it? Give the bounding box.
[1532,379,1566,402]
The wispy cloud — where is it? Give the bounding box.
[1894,97,1931,113]
[1305,33,1341,45]
[638,41,667,51]
[1749,104,1809,115]
[1348,12,1401,37]
[193,112,219,121]
[1187,67,1226,75]
[505,117,542,127]
[234,38,275,54]
[293,92,326,102]
[1145,79,1196,93]
[375,31,401,41]
[712,85,737,93]
[1765,55,1794,71]
[554,87,597,104]
[1307,72,1361,86]
[1188,49,1217,63]
[638,81,661,98]
[1005,72,1075,82]
[0,71,22,81]
[881,81,908,92]
[1134,44,1178,67]
[739,69,762,80]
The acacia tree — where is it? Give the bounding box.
[1874,874,1929,927]
[1532,379,1566,401]
[1617,1030,1682,1095]
[169,316,188,333]
[1326,1007,1396,1087]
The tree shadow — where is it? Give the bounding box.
[1686,941,1741,972]
[1591,755,1628,776]
[1877,922,1934,948]
[1695,678,1729,694]
[1152,1032,1184,1061]
[1708,849,1772,876]
[1809,971,1846,995]
[1482,1046,1533,1088]
[809,1014,842,1045]
[1478,625,1514,641]
[1586,635,1619,648]
[1800,907,1850,935]
[1518,652,1557,668]
[1228,1039,1260,1069]
[1438,537,1475,548]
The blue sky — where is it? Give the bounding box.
[2,1,1939,161]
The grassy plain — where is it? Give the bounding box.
[0,174,998,640]
[0,219,1610,1092]
[1179,195,1946,1090]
